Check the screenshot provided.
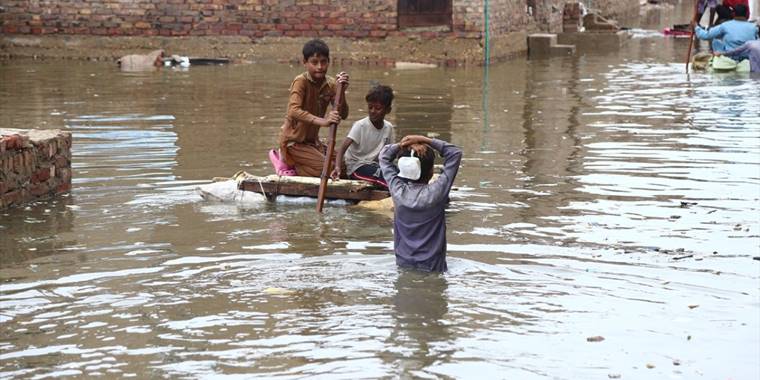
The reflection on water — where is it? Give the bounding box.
[1,9,759,379]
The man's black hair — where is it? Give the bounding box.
[303,39,330,60]
[365,85,394,108]
[715,5,733,23]
[733,4,748,18]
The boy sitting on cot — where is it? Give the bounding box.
[272,39,349,177]
[379,135,463,272]
[331,85,395,188]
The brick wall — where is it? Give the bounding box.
[0,0,635,40]
[0,129,72,210]
[0,0,399,38]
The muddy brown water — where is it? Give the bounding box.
[2,7,759,380]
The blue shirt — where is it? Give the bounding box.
[379,139,462,272]
[696,20,759,53]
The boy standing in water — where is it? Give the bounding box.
[276,39,349,177]
[331,85,395,188]
[697,0,719,27]
[379,135,462,272]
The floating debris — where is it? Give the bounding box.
[263,287,295,295]
[586,336,605,342]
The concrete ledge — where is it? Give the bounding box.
[557,30,631,53]
[551,44,576,55]
[528,33,577,59]
[0,129,72,210]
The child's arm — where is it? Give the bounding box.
[336,72,350,120]
[695,23,725,40]
[379,143,401,188]
[331,137,354,180]
[431,138,463,195]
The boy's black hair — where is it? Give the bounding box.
[302,39,330,60]
[365,85,394,108]
[733,4,748,18]
[399,143,435,183]
[715,5,733,23]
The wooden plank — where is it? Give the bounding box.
[239,175,390,201]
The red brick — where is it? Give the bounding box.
[30,182,51,197]
[32,167,52,183]
[57,182,72,193]
[57,168,72,183]
[54,155,68,168]
[2,190,23,206]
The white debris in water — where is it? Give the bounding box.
[394,61,437,70]
[197,181,352,206]
[242,242,290,250]
[274,195,352,206]
[196,180,266,205]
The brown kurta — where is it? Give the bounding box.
[277,72,348,176]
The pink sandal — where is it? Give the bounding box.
[269,149,297,176]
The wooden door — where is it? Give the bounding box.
[398,0,452,28]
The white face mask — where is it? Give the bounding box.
[398,150,421,180]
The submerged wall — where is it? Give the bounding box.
[0,129,72,210]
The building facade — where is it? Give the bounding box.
[0,0,640,64]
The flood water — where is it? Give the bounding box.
[2,6,759,380]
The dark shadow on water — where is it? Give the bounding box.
[384,269,453,374]
[0,195,77,267]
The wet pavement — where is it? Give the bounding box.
[1,5,759,379]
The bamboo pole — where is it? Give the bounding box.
[686,0,701,73]
[316,80,346,213]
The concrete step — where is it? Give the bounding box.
[551,44,576,55]
[528,33,576,58]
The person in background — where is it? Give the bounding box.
[723,0,751,19]
[696,5,758,53]
[697,0,719,27]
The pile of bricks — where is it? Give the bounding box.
[0,129,72,210]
